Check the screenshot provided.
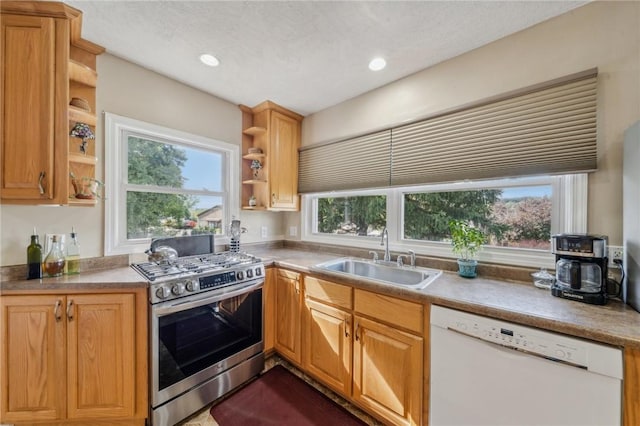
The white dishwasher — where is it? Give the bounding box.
[430,305,623,426]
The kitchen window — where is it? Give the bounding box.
[104,113,239,255]
[302,175,586,268]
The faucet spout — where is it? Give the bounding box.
[380,228,391,262]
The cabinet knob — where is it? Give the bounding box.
[355,322,360,341]
[345,320,350,338]
[38,171,46,195]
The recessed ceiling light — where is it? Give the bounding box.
[368,57,386,71]
[199,53,220,67]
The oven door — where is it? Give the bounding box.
[151,280,263,407]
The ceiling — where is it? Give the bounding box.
[67,1,589,116]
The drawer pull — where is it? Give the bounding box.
[38,171,46,195]
[66,299,74,320]
[54,299,62,321]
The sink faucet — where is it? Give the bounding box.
[381,228,391,262]
[407,250,416,267]
[368,251,379,263]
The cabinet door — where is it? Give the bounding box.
[0,295,66,422]
[1,14,58,201]
[264,268,276,352]
[269,111,300,210]
[353,316,423,426]
[303,298,352,396]
[274,269,302,364]
[66,294,136,419]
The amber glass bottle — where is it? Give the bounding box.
[44,235,65,277]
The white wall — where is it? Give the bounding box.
[0,54,283,266]
[293,0,640,246]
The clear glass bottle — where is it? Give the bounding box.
[66,228,80,274]
[26,227,43,280]
[43,235,65,277]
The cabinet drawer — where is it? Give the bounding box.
[354,289,423,334]
[305,276,352,309]
[277,268,300,281]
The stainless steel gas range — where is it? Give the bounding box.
[132,248,265,426]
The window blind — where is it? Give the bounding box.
[298,130,391,193]
[298,69,597,193]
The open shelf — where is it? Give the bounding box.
[242,153,266,161]
[241,205,267,211]
[242,126,267,136]
[242,179,268,184]
[68,106,96,126]
[68,197,97,207]
[68,60,97,87]
[69,152,97,165]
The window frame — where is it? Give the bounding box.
[302,174,587,269]
[104,113,239,255]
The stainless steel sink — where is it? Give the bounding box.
[313,257,442,289]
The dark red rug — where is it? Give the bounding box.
[210,365,367,425]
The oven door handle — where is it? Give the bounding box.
[153,280,263,316]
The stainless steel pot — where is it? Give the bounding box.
[146,245,178,263]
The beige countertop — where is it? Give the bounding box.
[0,266,146,292]
[254,248,640,349]
[2,247,639,349]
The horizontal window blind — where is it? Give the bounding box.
[391,73,597,186]
[298,130,391,193]
[298,69,597,193]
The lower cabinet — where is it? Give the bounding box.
[0,289,147,425]
[274,268,303,365]
[353,315,423,426]
[299,275,423,426]
[303,298,352,396]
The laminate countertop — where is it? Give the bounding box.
[2,247,639,349]
[254,248,640,350]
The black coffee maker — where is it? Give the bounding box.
[551,234,608,305]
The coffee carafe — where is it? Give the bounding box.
[551,234,608,305]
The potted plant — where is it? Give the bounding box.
[449,219,486,278]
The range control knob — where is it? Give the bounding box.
[155,286,170,299]
[186,279,198,292]
[171,283,185,296]
[236,270,245,280]
[255,267,263,276]
[246,269,254,278]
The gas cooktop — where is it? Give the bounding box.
[132,251,265,304]
[131,251,261,282]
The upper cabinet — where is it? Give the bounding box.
[240,101,303,211]
[0,1,104,205]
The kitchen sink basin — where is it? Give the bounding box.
[313,257,442,289]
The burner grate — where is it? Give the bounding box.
[131,251,261,281]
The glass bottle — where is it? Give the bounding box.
[43,235,65,277]
[26,227,43,280]
[66,228,80,275]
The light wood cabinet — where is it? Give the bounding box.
[0,290,147,425]
[302,276,353,396]
[0,1,103,205]
[274,268,303,364]
[352,289,423,426]
[353,315,423,426]
[264,268,276,353]
[240,101,303,211]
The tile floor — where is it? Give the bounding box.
[178,355,382,426]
